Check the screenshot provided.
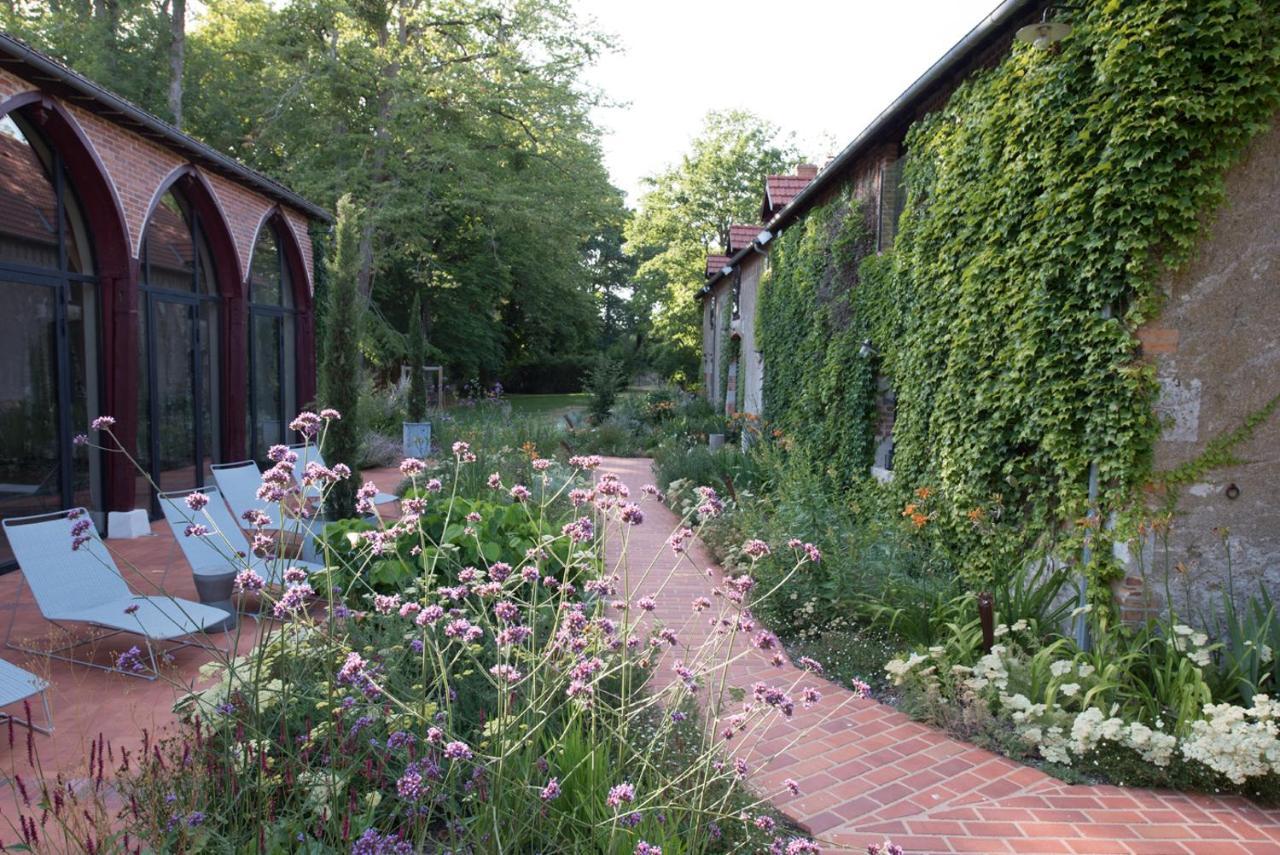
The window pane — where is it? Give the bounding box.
[199,300,219,479]
[0,280,60,565]
[154,300,196,493]
[250,227,281,306]
[62,176,94,275]
[0,115,59,270]
[68,280,100,509]
[251,312,282,460]
[143,192,195,292]
[283,313,296,423]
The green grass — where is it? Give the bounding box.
[504,391,643,427]
[504,393,590,424]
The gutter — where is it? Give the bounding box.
[698,0,1042,298]
[0,32,332,222]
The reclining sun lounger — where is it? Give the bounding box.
[2,509,231,680]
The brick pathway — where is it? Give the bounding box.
[601,457,1280,855]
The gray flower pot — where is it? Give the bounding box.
[403,421,432,458]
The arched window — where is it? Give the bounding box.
[137,185,221,504]
[0,109,101,566]
[247,220,297,462]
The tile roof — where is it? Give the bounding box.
[762,174,814,219]
[728,224,761,253]
[706,253,732,278]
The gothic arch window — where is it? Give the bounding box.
[137,183,222,504]
[0,108,102,565]
[247,218,298,462]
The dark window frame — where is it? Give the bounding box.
[0,111,103,569]
[247,221,298,462]
[137,187,221,512]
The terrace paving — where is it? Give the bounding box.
[600,456,1280,855]
[0,466,404,794]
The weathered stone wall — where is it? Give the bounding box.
[1134,116,1280,616]
[736,252,765,416]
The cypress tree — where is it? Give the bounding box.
[406,293,428,423]
[319,195,363,518]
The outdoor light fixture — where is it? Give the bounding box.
[721,265,734,276]
[1015,7,1074,49]
[858,339,878,359]
[756,229,773,245]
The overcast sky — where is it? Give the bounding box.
[573,0,1002,205]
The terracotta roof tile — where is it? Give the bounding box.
[728,224,762,253]
[765,175,812,208]
[706,253,732,277]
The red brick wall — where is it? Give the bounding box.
[0,68,317,291]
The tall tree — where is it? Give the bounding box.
[319,195,363,518]
[6,0,628,389]
[626,110,798,382]
[168,0,185,127]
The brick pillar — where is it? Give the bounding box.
[223,290,248,462]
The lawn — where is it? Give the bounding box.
[505,392,590,424]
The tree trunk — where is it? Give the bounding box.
[167,0,185,129]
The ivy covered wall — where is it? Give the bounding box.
[757,193,879,495]
[756,0,1280,592]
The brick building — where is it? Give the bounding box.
[699,0,1280,618]
[0,34,329,567]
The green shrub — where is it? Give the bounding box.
[584,354,625,425]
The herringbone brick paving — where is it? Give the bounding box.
[601,456,1280,855]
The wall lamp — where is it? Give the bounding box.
[858,339,878,359]
[1015,6,1076,50]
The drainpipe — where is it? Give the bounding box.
[1074,459,1099,651]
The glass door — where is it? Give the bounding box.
[0,274,97,566]
[140,292,211,511]
[249,309,284,463]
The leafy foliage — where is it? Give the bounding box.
[584,354,625,425]
[756,194,878,495]
[627,111,798,381]
[757,0,1280,591]
[319,195,363,518]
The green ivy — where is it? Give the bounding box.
[757,193,878,494]
[757,0,1280,590]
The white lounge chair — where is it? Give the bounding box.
[2,509,231,680]
[0,659,52,734]
[211,460,330,561]
[289,443,398,507]
[156,485,324,589]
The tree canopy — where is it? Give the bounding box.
[625,110,798,381]
[3,0,628,390]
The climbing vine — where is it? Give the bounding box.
[756,0,1280,589]
[757,192,878,494]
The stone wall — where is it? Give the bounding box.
[1132,116,1280,617]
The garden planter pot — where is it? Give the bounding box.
[403,421,432,458]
